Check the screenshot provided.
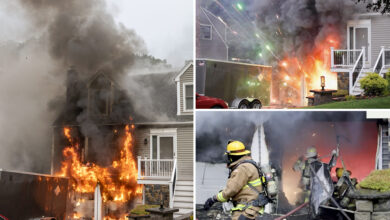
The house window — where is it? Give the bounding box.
[183,83,193,111]
[200,24,212,40]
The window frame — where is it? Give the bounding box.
[199,24,212,40]
[183,83,194,112]
[149,128,177,160]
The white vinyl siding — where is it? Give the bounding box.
[179,65,194,115]
[371,15,390,66]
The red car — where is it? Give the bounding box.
[196,93,228,109]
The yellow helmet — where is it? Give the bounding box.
[336,168,351,178]
[226,140,251,156]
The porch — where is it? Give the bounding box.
[137,157,194,215]
[330,47,390,95]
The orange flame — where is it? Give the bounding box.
[276,33,340,105]
[57,125,142,206]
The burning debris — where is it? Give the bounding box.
[57,125,142,219]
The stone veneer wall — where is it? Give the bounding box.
[337,72,349,92]
[144,185,170,208]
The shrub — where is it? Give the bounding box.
[360,73,388,96]
[345,95,356,101]
[358,169,390,192]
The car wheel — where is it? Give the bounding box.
[250,100,262,109]
[211,105,222,109]
[238,100,250,109]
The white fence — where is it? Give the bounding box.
[137,157,175,178]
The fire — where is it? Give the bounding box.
[57,125,142,217]
[276,33,340,105]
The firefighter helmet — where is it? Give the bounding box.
[336,168,352,178]
[305,146,317,159]
[226,140,251,156]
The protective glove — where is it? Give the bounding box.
[204,195,218,210]
[257,193,269,207]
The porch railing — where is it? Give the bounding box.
[331,47,363,68]
[137,157,175,178]
[373,46,390,76]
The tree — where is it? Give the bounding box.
[356,0,390,14]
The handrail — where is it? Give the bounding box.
[169,158,177,208]
[350,48,365,95]
[373,46,385,75]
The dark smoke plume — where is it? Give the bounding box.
[20,0,146,78]
[251,0,363,65]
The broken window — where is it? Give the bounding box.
[199,24,212,40]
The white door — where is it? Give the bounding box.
[348,20,371,66]
[151,135,175,159]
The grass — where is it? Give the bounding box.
[305,96,390,109]
[358,169,390,192]
[130,204,159,216]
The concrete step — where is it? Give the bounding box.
[175,190,193,197]
[175,185,193,192]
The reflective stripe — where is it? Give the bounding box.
[217,191,227,202]
[231,204,250,212]
[242,178,262,189]
[259,206,265,214]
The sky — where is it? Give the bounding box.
[0,0,194,68]
[107,0,193,68]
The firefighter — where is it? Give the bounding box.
[333,167,357,209]
[293,146,338,204]
[203,140,269,220]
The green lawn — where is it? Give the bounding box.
[306,96,390,109]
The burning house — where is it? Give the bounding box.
[196,111,390,218]
[49,62,194,219]
[196,0,390,107]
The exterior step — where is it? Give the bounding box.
[176,181,193,186]
[175,185,193,191]
[175,190,193,197]
[174,201,193,209]
[174,195,193,202]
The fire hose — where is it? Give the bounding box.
[274,202,308,220]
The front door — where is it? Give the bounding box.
[348,20,371,65]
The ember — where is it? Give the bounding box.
[57,125,142,218]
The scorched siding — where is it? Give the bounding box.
[134,128,150,158]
